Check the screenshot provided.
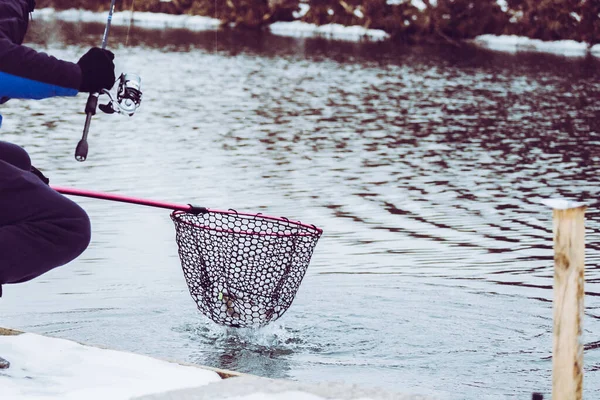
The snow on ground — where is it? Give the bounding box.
[0,333,429,400]
[0,333,221,400]
[133,374,432,400]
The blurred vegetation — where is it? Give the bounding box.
[36,0,600,45]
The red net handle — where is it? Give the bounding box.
[52,186,323,234]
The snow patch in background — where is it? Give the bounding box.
[33,8,599,55]
[387,0,432,8]
[293,3,310,19]
[269,21,389,41]
[496,0,508,12]
[408,0,427,10]
[473,34,600,57]
[0,333,221,400]
[34,8,221,30]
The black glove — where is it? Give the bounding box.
[77,48,116,93]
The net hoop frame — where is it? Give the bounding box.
[171,209,323,237]
[171,209,323,327]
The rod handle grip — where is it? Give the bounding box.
[85,93,99,115]
[75,94,99,162]
[75,139,88,162]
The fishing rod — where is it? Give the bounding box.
[75,0,143,162]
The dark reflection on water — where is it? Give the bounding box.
[1,18,600,399]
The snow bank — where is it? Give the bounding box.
[269,21,389,41]
[34,8,221,31]
[472,34,600,57]
[540,199,588,210]
[0,333,221,400]
[133,374,434,400]
[0,333,434,400]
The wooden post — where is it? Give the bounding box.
[542,199,587,400]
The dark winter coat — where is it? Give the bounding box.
[0,0,81,125]
[0,1,91,294]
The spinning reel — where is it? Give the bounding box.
[99,73,143,116]
[75,72,142,161]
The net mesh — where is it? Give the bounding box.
[171,210,322,328]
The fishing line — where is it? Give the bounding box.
[125,0,135,46]
[215,0,218,53]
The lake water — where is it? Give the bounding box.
[1,19,600,399]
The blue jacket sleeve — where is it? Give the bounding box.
[0,0,82,100]
[0,39,81,99]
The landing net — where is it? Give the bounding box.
[171,210,322,328]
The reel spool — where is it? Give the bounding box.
[99,73,143,116]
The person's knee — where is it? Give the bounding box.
[35,197,91,271]
[61,202,92,262]
[29,204,90,281]
[0,206,91,284]
[75,209,91,257]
